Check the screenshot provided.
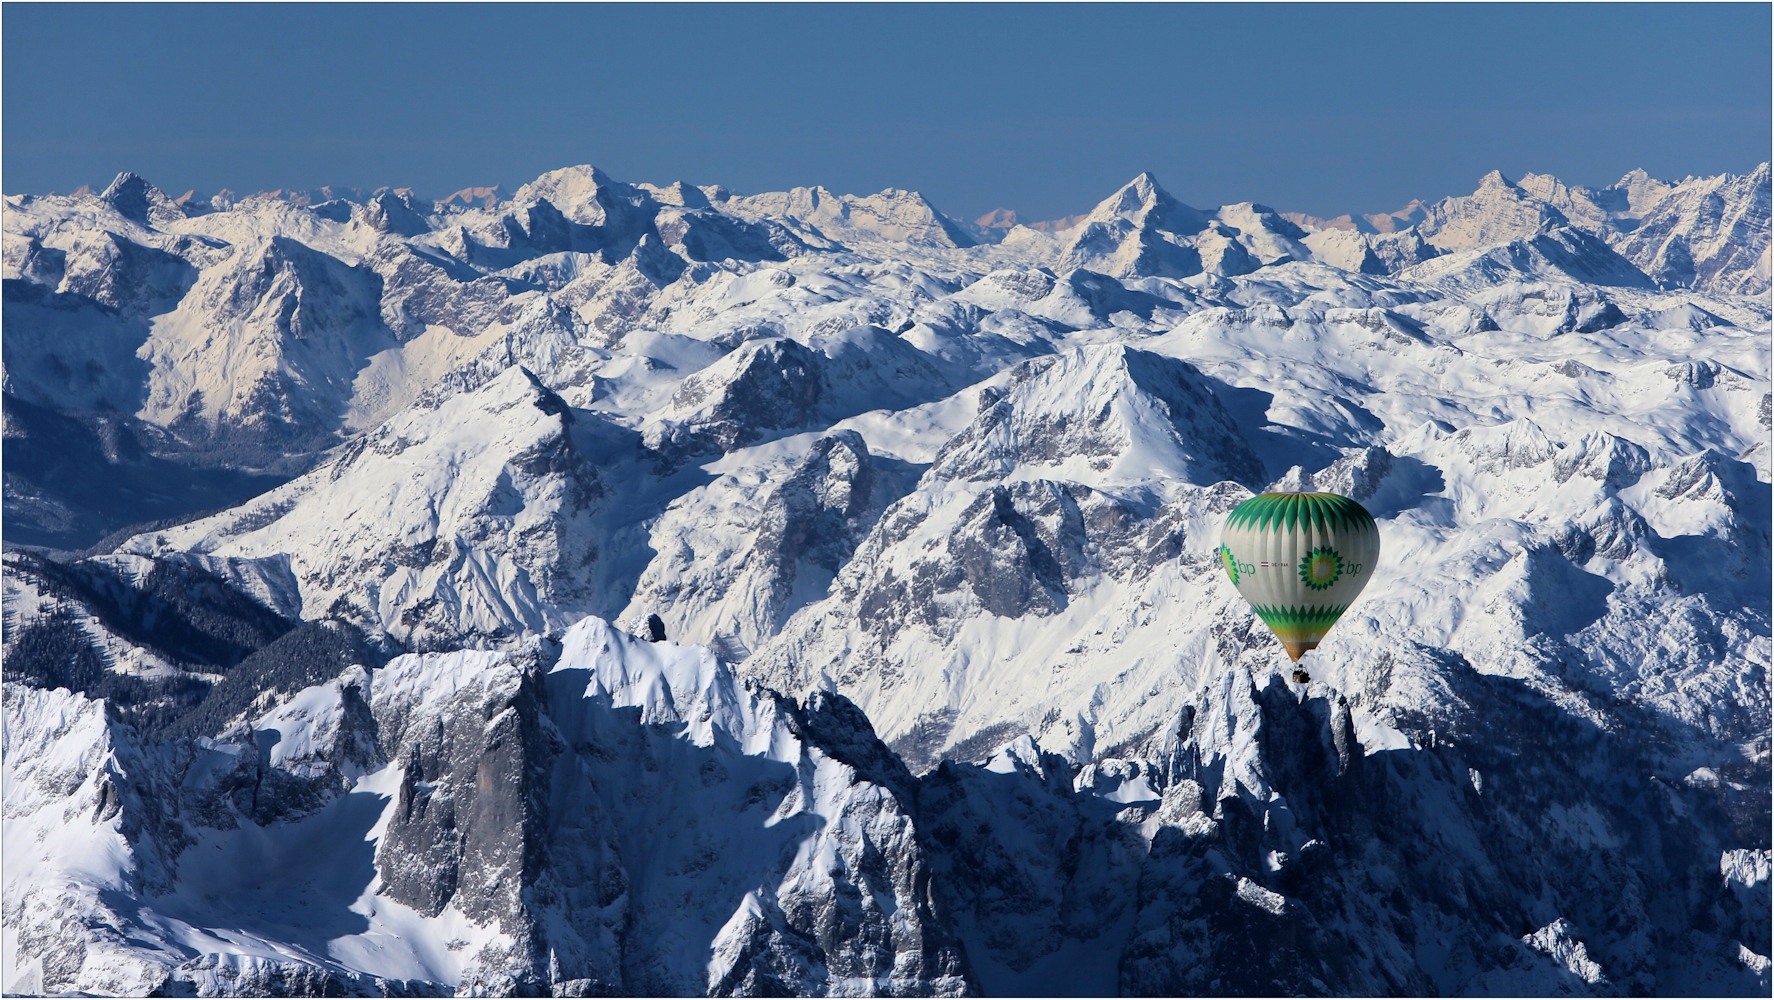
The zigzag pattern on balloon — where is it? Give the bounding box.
[1249,603,1351,646]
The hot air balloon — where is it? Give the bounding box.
[1219,492,1379,682]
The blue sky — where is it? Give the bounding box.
[4,3,1768,221]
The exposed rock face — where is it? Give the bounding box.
[1,229,197,416]
[1290,163,1771,295]
[1403,226,1655,291]
[2,618,974,997]
[720,184,978,250]
[622,429,920,657]
[9,614,1764,996]
[648,337,827,459]
[137,234,398,458]
[643,328,954,467]
[1059,173,1211,279]
[1414,169,1573,252]
[746,344,1272,761]
[5,160,1763,473]
[361,190,433,238]
[98,171,188,228]
[1613,162,1772,296]
[916,658,1771,997]
[360,240,529,344]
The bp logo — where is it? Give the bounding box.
[1220,544,1240,584]
[1298,546,1343,590]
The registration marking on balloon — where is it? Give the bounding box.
[1219,491,1380,676]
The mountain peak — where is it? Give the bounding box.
[439,185,509,209]
[721,183,976,249]
[1476,169,1519,192]
[1403,224,1654,290]
[1095,172,1177,218]
[6,151,1770,999]
[1415,168,1569,251]
[637,180,712,209]
[99,171,163,224]
[1085,173,1211,231]
[1057,175,1326,278]
[526,163,616,187]
[363,189,432,236]
[511,165,635,224]
[1612,161,1772,295]
[928,343,1262,487]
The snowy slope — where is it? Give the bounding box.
[4,159,1770,996]
[115,366,608,650]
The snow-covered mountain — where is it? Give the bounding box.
[1287,164,1772,298]
[1051,173,1319,280]
[1614,163,1773,296]
[113,364,609,650]
[4,161,1769,996]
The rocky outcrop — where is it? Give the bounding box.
[16,610,1751,996]
[1613,163,1771,296]
[644,328,953,467]
[2,618,975,997]
[621,429,920,656]
[1403,226,1654,290]
[136,234,396,458]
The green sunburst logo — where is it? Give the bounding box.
[1220,544,1240,584]
[1298,546,1343,590]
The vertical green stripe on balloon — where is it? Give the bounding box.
[1225,492,1377,535]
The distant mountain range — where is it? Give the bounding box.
[3,160,1768,997]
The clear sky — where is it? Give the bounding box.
[4,3,1768,222]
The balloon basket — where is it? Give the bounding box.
[1292,669,1311,685]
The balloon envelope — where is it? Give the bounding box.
[1219,492,1380,662]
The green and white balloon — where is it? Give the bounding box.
[1219,492,1380,664]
